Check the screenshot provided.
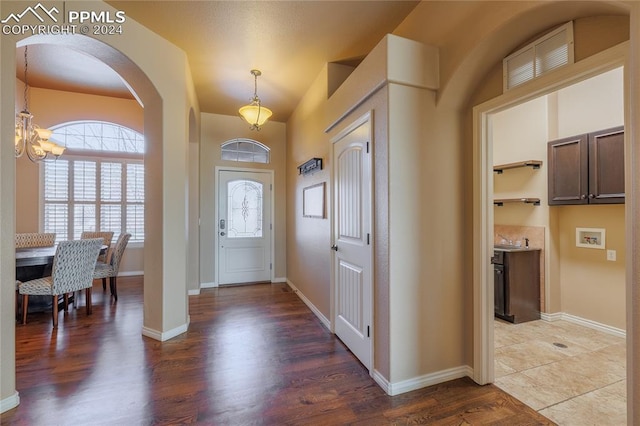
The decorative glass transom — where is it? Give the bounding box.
[50,121,144,153]
[227,179,263,238]
[221,138,270,164]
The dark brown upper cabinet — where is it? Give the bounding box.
[548,126,624,205]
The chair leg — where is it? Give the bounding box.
[52,296,59,327]
[111,276,118,301]
[102,278,107,291]
[85,288,93,315]
[22,294,29,325]
[64,294,70,311]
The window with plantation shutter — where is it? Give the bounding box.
[504,22,574,91]
[42,121,144,243]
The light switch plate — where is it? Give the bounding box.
[607,250,617,261]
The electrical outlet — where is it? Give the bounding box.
[607,249,617,261]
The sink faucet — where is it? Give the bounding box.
[497,233,512,245]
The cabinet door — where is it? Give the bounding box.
[588,126,624,204]
[548,134,588,205]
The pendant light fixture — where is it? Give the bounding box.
[238,69,272,131]
[14,45,65,162]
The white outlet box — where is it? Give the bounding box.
[607,250,617,261]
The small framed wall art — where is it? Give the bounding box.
[303,182,325,218]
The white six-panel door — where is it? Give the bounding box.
[332,114,372,369]
[217,169,272,285]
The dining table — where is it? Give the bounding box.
[15,244,107,316]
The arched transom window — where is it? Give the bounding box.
[50,120,144,153]
[221,138,270,164]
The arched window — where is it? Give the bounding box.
[42,121,144,243]
[221,138,270,164]
[50,120,144,153]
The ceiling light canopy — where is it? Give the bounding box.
[238,69,272,131]
[15,46,65,162]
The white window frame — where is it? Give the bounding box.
[221,138,270,164]
[40,120,145,246]
[40,153,144,245]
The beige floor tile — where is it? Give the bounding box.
[495,372,572,411]
[494,319,627,424]
[495,339,569,372]
[539,382,627,426]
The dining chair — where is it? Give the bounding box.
[18,238,103,327]
[81,231,114,262]
[93,233,131,301]
[15,232,56,248]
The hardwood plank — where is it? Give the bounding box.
[1,278,554,425]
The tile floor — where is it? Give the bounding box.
[494,318,626,425]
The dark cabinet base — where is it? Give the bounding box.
[494,249,541,324]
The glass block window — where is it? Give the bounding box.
[221,138,270,164]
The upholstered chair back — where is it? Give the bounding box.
[15,233,56,248]
[81,231,114,261]
[51,239,103,295]
[110,233,131,270]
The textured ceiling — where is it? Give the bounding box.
[17,1,420,122]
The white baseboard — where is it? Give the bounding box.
[142,321,189,342]
[188,288,200,296]
[0,391,19,414]
[373,365,473,396]
[272,277,287,283]
[286,279,331,330]
[541,312,626,338]
[118,271,144,277]
[200,281,217,289]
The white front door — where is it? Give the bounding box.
[218,169,272,285]
[332,114,372,369]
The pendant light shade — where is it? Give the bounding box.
[238,69,272,131]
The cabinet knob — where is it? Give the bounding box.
[581,194,587,199]
[588,193,595,199]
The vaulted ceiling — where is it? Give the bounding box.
[16,1,420,122]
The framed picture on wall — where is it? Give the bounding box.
[303,182,325,218]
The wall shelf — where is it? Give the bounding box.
[494,198,541,206]
[493,160,543,174]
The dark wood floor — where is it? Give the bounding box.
[2,277,554,425]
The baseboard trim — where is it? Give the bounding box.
[142,321,189,342]
[372,365,472,396]
[200,281,218,289]
[541,312,626,338]
[0,391,19,414]
[286,279,331,330]
[118,271,144,277]
[272,277,287,283]
[188,289,200,296]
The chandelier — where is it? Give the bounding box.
[238,69,272,131]
[15,46,65,162]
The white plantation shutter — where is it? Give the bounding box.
[44,160,69,243]
[126,163,144,241]
[504,21,574,91]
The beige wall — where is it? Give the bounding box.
[199,113,287,286]
[2,0,197,410]
[493,67,625,329]
[15,86,145,274]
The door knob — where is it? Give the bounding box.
[220,231,226,236]
[330,245,338,251]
